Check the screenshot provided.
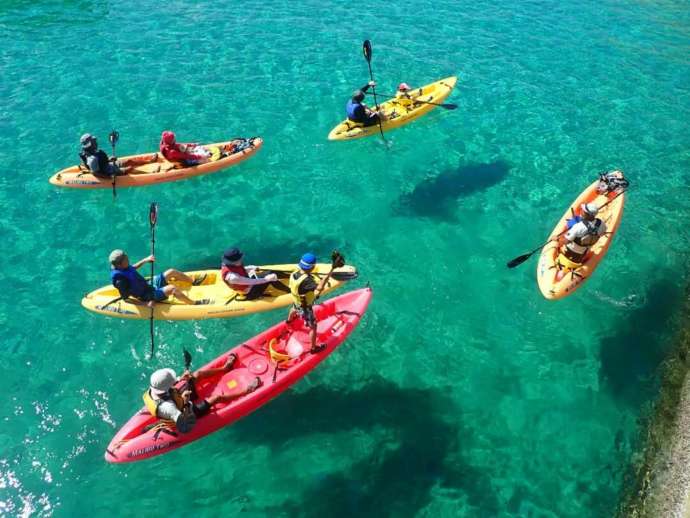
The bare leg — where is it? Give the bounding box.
[310,327,317,350]
[286,307,297,324]
[207,377,261,402]
[163,268,194,284]
[162,285,195,305]
[194,354,237,381]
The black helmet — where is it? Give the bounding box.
[80,133,97,151]
[352,90,365,102]
[222,247,244,266]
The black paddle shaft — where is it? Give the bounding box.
[362,40,387,145]
[108,130,119,198]
[148,202,159,356]
[367,92,458,109]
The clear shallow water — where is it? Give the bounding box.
[1,0,689,516]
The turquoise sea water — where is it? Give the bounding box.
[1,0,690,515]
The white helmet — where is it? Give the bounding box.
[150,368,176,396]
[581,203,599,216]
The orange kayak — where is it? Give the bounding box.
[49,137,262,189]
[537,173,626,299]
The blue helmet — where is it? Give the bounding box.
[298,253,317,270]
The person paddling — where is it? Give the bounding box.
[558,203,607,264]
[159,131,210,166]
[109,249,202,306]
[79,133,134,178]
[346,81,386,126]
[286,253,332,353]
[144,357,261,433]
[220,247,290,300]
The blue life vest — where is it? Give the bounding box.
[566,215,582,229]
[110,266,150,298]
[346,100,365,122]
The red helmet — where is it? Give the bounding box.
[161,131,176,145]
[398,82,411,92]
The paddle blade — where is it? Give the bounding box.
[183,348,192,369]
[108,129,119,146]
[331,250,345,268]
[331,270,358,281]
[442,103,458,110]
[362,40,372,63]
[506,253,533,269]
[149,202,158,227]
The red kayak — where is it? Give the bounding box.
[105,288,372,463]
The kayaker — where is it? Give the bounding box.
[560,203,607,263]
[144,357,261,433]
[394,82,416,107]
[221,247,290,300]
[79,133,131,178]
[346,81,386,126]
[109,249,201,306]
[286,253,329,353]
[159,130,210,166]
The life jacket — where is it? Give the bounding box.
[142,388,185,418]
[110,266,151,298]
[346,100,365,122]
[79,149,110,174]
[573,219,603,247]
[221,263,250,292]
[289,270,316,308]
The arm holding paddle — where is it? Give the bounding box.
[315,251,346,299]
[133,255,155,269]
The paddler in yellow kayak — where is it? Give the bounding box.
[393,82,417,107]
[346,81,387,127]
[220,247,290,300]
[109,249,203,307]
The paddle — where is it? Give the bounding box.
[506,188,628,269]
[258,267,356,282]
[362,40,388,145]
[367,92,458,110]
[315,250,346,300]
[148,202,159,357]
[183,347,192,371]
[108,130,119,198]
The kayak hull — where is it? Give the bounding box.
[81,263,357,320]
[105,288,372,463]
[328,76,457,141]
[536,177,626,300]
[49,138,263,189]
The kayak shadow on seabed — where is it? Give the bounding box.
[393,160,511,221]
[228,377,499,517]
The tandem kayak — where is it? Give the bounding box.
[327,76,457,141]
[49,137,262,189]
[82,263,357,320]
[105,287,372,463]
[537,172,627,300]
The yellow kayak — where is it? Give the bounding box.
[81,264,357,320]
[328,76,457,141]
